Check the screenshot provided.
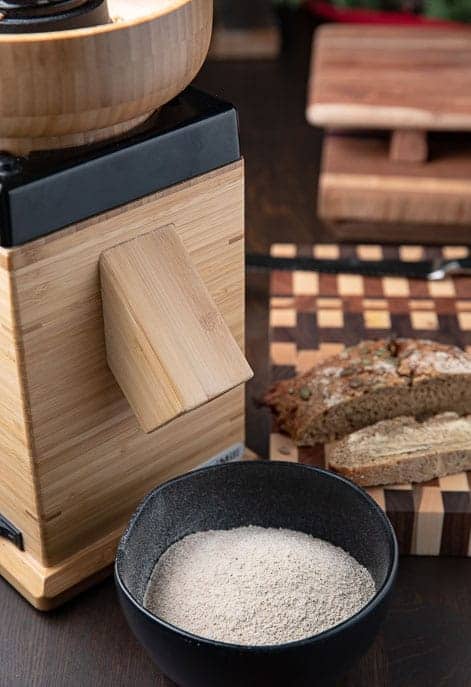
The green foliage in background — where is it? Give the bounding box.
[425,0,471,21]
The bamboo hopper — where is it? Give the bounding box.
[0,0,213,154]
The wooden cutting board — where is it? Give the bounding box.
[268,242,471,556]
[307,25,471,131]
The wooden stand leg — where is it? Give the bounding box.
[390,129,428,163]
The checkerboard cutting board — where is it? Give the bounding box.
[269,243,471,556]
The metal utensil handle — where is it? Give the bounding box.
[427,258,471,281]
[439,259,471,277]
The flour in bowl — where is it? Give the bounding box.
[143,526,375,646]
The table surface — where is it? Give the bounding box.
[307,24,471,130]
[2,10,471,687]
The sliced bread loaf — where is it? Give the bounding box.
[265,338,471,445]
[325,413,471,487]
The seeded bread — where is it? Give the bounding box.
[326,413,471,486]
[264,338,471,445]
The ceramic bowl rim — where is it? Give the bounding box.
[115,460,399,653]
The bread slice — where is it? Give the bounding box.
[325,413,471,487]
[265,338,471,445]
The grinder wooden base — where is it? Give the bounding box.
[2,438,254,611]
[0,160,248,609]
[0,528,120,610]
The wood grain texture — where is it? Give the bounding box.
[307,25,471,131]
[0,161,247,606]
[0,260,45,561]
[101,226,252,433]
[319,133,471,227]
[390,130,428,164]
[1,15,471,686]
[0,0,212,154]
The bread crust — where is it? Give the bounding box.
[327,450,471,486]
[265,338,471,445]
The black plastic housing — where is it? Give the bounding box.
[0,0,109,33]
[0,88,241,247]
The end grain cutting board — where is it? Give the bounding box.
[268,242,471,557]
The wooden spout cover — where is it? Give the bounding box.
[100,226,253,433]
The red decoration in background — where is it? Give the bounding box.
[308,1,458,26]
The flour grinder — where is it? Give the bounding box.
[0,0,252,608]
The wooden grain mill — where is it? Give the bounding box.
[0,0,252,608]
[307,25,471,244]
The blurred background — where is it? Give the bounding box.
[203,0,471,259]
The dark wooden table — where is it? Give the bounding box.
[1,10,471,687]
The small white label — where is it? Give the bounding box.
[198,442,245,469]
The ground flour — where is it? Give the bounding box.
[143,526,375,646]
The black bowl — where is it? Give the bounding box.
[115,461,398,687]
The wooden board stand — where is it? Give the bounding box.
[307,25,471,243]
[0,160,249,609]
[268,242,471,557]
[319,131,471,243]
